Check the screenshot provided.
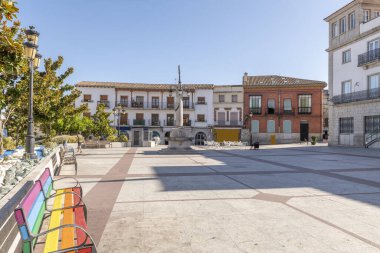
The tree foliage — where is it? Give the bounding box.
[91,104,115,138]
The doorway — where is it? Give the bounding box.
[133,131,140,146]
[300,122,309,141]
[195,132,207,146]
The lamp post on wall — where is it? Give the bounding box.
[113,104,126,136]
[23,26,41,159]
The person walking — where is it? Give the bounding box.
[250,133,254,150]
[76,134,83,153]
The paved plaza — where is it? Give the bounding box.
[67,145,380,253]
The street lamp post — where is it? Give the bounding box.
[113,104,126,136]
[23,26,41,159]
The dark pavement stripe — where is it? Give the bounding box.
[84,148,137,245]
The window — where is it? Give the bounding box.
[134,113,144,125]
[166,114,174,126]
[284,99,292,113]
[183,114,190,126]
[217,112,225,124]
[167,96,174,109]
[339,117,354,134]
[183,97,190,108]
[249,95,262,114]
[332,22,338,38]
[83,94,92,102]
[219,95,225,103]
[267,99,275,114]
[132,96,144,108]
[349,12,355,30]
[251,120,259,133]
[120,96,128,107]
[151,97,159,108]
[368,74,380,90]
[267,120,275,133]
[120,113,128,125]
[100,95,108,101]
[364,10,370,22]
[151,114,159,126]
[368,39,380,51]
[342,50,351,63]
[298,95,312,114]
[283,120,292,134]
[340,16,346,34]
[197,114,205,122]
[365,116,380,134]
[374,11,380,18]
[342,81,352,94]
[197,97,206,104]
[232,95,238,103]
[230,112,239,125]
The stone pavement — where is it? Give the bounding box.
[69,145,380,253]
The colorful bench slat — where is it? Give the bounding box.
[74,187,90,245]
[44,189,64,253]
[15,168,96,253]
[62,189,75,252]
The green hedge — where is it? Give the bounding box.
[52,135,84,144]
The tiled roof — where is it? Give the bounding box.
[244,75,326,87]
[76,81,214,90]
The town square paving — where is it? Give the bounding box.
[69,144,380,252]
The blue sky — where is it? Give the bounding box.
[18,0,349,85]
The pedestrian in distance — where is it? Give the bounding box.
[76,134,83,153]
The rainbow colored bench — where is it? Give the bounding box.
[14,168,97,253]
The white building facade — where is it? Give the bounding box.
[75,82,214,146]
[213,85,244,142]
[326,0,380,148]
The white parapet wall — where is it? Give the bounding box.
[0,146,62,253]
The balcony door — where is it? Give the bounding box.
[167,97,174,109]
[369,39,380,51]
[230,112,239,125]
[217,112,225,125]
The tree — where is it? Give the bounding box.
[92,104,115,138]
[56,113,94,137]
[32,56,86,140]
[0,0,27,152]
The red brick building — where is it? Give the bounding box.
[243,74,326,144]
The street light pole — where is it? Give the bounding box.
[23,26,40,159]
[25,58,36,159]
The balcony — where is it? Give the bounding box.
[183,120,192,127]
[131,101,144,108]
[133,119,145,126]
[81,99,93,103]
[97,100,110,108]
[118,101,129,107]
[266,108,275,115]
[196,101,207,105]
[164,120,175,126]
[150,120,160,126]
[215,120,242,126]
[331,87,380,104]
[298,107,312,114]
[282,109,294,115]
[118,119,129,126]
[358,48,380,67]
[249,108,262,115]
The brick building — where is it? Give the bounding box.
[243,74,326,144]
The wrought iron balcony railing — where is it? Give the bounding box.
[81,99,94,103]
[249,108,262,115]
[183,120,192,126]
[164,120,175,126]
[97,100,110,108]
[298,107,312,114]
[133,119,145,125]
[358,48,380,67]
[331,87,380,104]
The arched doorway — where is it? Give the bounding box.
[164,132,170,145]
[195,132,207,146]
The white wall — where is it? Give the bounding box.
[75,87,115,120]
[332,32,380,97]
[194,89,214,126]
